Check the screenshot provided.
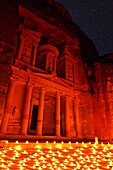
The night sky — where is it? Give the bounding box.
[55,0,113,56]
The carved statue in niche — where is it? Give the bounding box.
[48,61,53,73]
[107,77,112,91]
[85,63,98,95]
[10,106,20,119]
[23,46,31,58]
[47,53,54,73]
[68,64,73,82]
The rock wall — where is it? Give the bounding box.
[0,0,19,125]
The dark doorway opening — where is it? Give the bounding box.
[30,105,38,130]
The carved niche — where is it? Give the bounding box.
[57,46,78,82]
[16,24,41,64]
[36,44,59,73]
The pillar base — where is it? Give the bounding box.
[56,134,61,137]
[36,133,42,136]
[20,119,28,135]
[0,115,10,134]
[65,133,70,138]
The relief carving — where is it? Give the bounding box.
[68,64,73,82]
[10,106,20,119]
[107,77,112,92]
[23,46,31,58]
[0,45,13,64]
[0,86,7,94]
[48,60,53,73]
[85,64,98,95]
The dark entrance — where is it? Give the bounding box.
[30,105,38,130]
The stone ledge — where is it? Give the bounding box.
[0,134,111,143]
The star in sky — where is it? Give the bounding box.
[55,0,113,56]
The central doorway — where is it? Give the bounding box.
[30,105,38,130]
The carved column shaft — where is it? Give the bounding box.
[108,91,113,139]
[54,58,57,73]
[17,35,24,60]
[0,78,16,134]
[65,95,70,137]
[66,64,69,80]
[74,62,80,85]
[36,88,45,136]
[73,64,76,83]
[31,43,37,66]
[20,84,33,135]
[90,97,94,137]
[55,92,60,136]
[98,94,108,139]
[74,97,82,138]
[46,56,49,71]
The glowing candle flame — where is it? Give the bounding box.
[94,137,99,145]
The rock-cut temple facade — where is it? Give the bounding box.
[0,0,113,141]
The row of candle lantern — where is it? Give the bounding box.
[0,138,113,169]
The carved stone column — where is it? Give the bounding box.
[20,84,33,135]
[0,78,16,134]
[31,43,37,66]
[73,64,76,83]
[36,87,45,136]
[74,97,82,138]
[90,97,94,138]
[55,92,61,136]
[17,35,24,60]
[53,57,57,73]
[65,95,70,137]
[74,62,80,85]
[107,91,113,139]
[45,55,49,71]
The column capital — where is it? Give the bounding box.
[8,78,17,90]
[65,94,71,99]
[74,96,80,103]
[54,57,57,60]
[10,77,17,83]
[40,87,45,94]
[56,92,61,97]
[33,42,38,47]
[19,34,24,39]
[27,83,33,89]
